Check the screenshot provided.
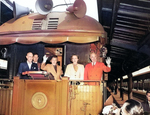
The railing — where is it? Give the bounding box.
[0,82,13,115]
[0,78,104,115]
[68,80,103,115]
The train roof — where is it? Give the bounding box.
[0,12,106,45]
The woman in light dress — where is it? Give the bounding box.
[64,54,84,80]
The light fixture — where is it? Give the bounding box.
[132,66,150,77]
[123,75,128,79]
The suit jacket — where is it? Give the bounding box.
[41,63,63,80]
[17,62,38,79]
[142,101,150,112]
[64,64,84,80]
[84,62,111,80]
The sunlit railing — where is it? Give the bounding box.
[68,80,103,115]
[0,79,104,115]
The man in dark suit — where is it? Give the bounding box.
[141,90,150,113]
[17,52,38,79]
[33,53,41,71]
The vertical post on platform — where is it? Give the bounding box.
[103,81,107,104]
[102,54,107,105]
[128,73,133,99]
[120,76,123,100]
[142,79,144,91]
[137,80,139,90]
[115,79,118,95]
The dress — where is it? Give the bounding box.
[84,62,111,80]
[17,62,38,79]
[64,64,84,80]
[141,101,150,112]
[41,63,62,80]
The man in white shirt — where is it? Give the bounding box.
[17,52,38,79]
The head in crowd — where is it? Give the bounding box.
[71,54,79,65]
[120,99,143,115]
[33,53,39,63]
[90,52,97,63]
[26,52,33,63]
[49,55,58,66]
[146,90,150,102]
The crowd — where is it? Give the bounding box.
[102,99,144,115]
[102,89,150,114]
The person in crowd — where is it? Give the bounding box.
[84,52,111,81]
[41,55,63,81]
[33,53,41,70]
[17,52,38,79]
[64,54,84,80]
[118,99,144,115]
[141,90,150,112]
[102,99,144,115]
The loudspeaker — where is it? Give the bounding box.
[66,0,87,18]
[13,1,30,19]
[35,0,53,15]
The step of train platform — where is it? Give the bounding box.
[104,88,127,108]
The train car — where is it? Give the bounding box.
[133,81,138,90]
[122,82,127,88]
[0,0,109,115]
[138,81,143,90]
[143,80,150,91]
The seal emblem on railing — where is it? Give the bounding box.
[31,92,47,109]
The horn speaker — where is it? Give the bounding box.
[66,0,87,18]
[13,1,30,19]
[35,0,53,15]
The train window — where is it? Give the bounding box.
[44,47,63,67]
[0,59,8,70]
